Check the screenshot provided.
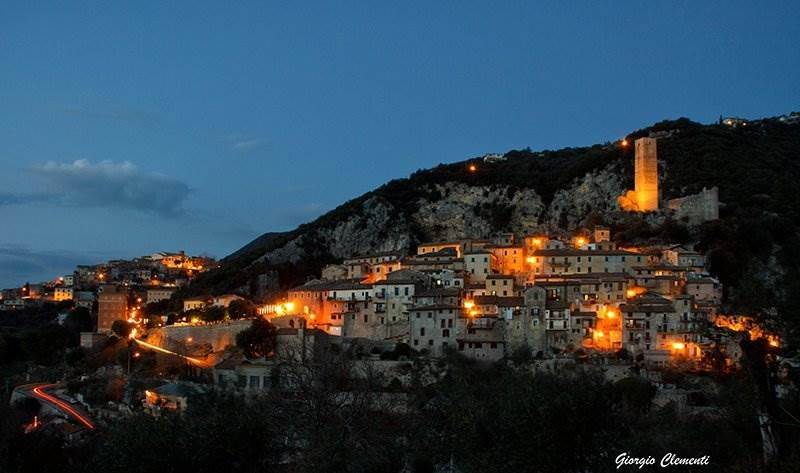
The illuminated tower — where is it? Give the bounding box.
[634,137,659,211]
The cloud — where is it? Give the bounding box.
[224,133,264,152]
[0,246,110,287]
[14,159,192,217]
[0,191,54,206]
[231,139,262,151]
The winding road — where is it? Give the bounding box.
[16,383,95,430]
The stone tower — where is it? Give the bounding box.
[634,137,659,211]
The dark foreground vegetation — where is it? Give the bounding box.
[2,351,800,473]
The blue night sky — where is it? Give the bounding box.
[1,1,798,286]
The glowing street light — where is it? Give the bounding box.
[468,164,477,172]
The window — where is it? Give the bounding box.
[420,328,425,336]
[249,376,260,388]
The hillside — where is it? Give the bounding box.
[183,114,800,340]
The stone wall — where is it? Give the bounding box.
[668,186,719,225]
[145,320,252,352]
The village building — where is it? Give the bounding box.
[463,249,496,283]
[456,302,507,361]
[97,285,128,332]
[146,288,176,304]
[409,304,459,356]
[182,296,209,312]
[54,286,73,302]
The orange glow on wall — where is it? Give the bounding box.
[713,314,780,348]
[626,287,646,299]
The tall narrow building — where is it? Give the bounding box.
[634,137,659,211]
[97,285,129,332]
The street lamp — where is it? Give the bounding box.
[127,349,141,375]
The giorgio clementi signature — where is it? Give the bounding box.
[616,452,711,469]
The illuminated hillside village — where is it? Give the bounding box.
[0,134,793,462]
[3,133,785,434]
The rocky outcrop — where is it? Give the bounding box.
[546,165,626,230]
[257,195,414,265]
[412,183,546,241]
[254,172,626,269]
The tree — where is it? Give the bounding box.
[21,324,70,365]
[0,335,7,365]
[201,305,226,323]
[228,299,255,319]
[63,307,93,345]
[144,299,170,318]
[111,320,132,338]
[235,319,277,359]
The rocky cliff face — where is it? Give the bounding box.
[252,164,628,267]
[546,164,627,229]
[412,183,545,240]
